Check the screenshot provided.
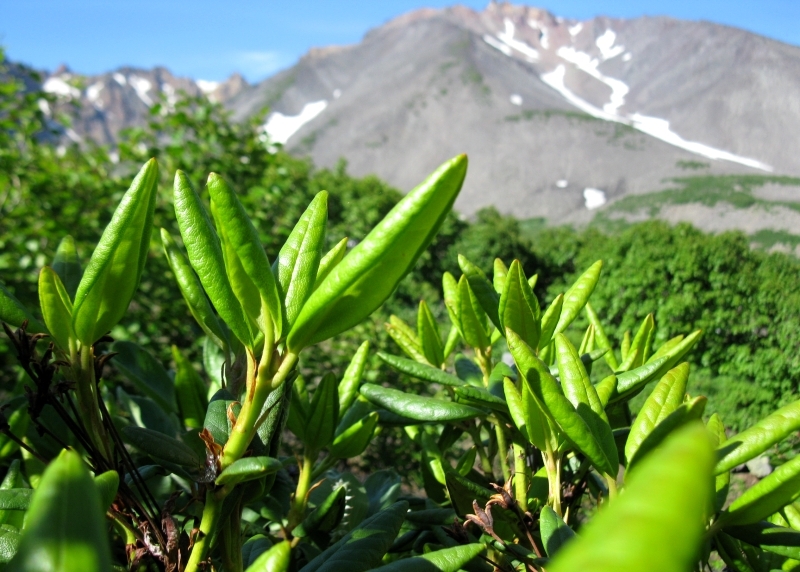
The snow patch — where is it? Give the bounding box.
[497,18,539,61]
[540,27,549,50]
[483,34,513,56]
[510,94,523,106]
[556,48,629,115]
[113,73,127,86]
[540,65,773,171]
[129,75,153,106]
[196,80,219,94]
[568,23,583,37]
[162,83,178,109]
[86,82,104,108]
[65,128,82,143]
[37,99,51,116]
[43,77,80,99]
[556,179,568,188]
[263,100,328,145]
[629,114,773,171]
[622,52,632,62]
[596,30,625,60]
[584,188,606,209]
[333,89,342,99]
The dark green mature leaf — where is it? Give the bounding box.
[458,254,500,330]
[377,352,464,386]
[365,470,402,517]
[273,191,327,329]
[122,426,201,468]
[209,176,277,341]
[295,486,348,538]
[161,229,229,349]
[112,340,176,415]
[0,491,32,511]
[0,462,25,529]
[554,260,601,335]
[172,345,208,430]
[500,260,540,349]
[0,282,47,333]
[216,457,283,487]
[8,449,111,572]
[716,398,800,475]
[245,540,291,572]
[372,543,486,572]
[288,155,467,351]
[52,235,82,300]
[0,525,20,564]
[720,454,800,526]
[508,330,617,476]
[307,373,339,453]
[453,385,507,412]
[204,388,240,446]
[547,423,714,572]
[726,521,800,559]
[417,300,444,367]
[300,501,409,572]
[339,341,371,415]
[540,505,575,556]
[360,384,485,423]
[625,363,690,463]
[38,267,73,349]
[72,159,158,345]
[314,237,348,291]
[173,170,253,347]
[242,535,273,570]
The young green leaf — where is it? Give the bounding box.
[720,454,800,526]
[539,293,563,350]
[625,362,690,464]
[7,450,111,572]
[171,345,209,430]
[93,470,119,513]
[647,335,685,364]
[313,237,348,291]
[385,321,428,364]
[0,462,25,529]
[458,254,500,330]
[594,375,617,409]
[584,302,619,370]
[339,341,371,415]
[52,235,82,300]
[0,282,47,333]
[38,267,73,349]
[173,170,254,348]
[443,325,460,360]
[208,173,282,340]
[548,423,714,572]
[360,384,485,423]
[716,398,800,475]
[504,378,548,451]
[371,543,486,572]
[540,505,576,556]
[500,260,540,349]
[456,275,490,349]
[273,191,327,328]
[554,260,602,335]
[330,412,379,458]
[306,373,339,453]
[493,258,509,294]
[417,300,444,367]
[72,159,158,345]
[617,314,654,371]
[161,229,229,350]
[707,413,731,512]
[377,352,464,386]
[215,457,283,487]
[507,330,617,476]
[288,155,467,351]
[245,540,291,572]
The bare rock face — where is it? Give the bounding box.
[22,2,800,226]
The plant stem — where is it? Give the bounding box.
[513,443,529,511]
[544,451,562,517]
[221,505,243,572]
[75,346,111,459]
[289,454,315,529]
[184,488,224,572]
[605,473,618,501]
[221,351,298,470]
[493,419,511,482]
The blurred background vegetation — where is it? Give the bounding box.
[1,48,798,452]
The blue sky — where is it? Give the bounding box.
[2,1,799,82]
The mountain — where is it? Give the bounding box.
[30,2,800,238]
